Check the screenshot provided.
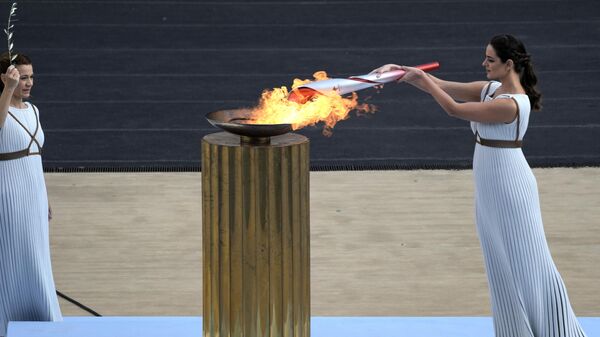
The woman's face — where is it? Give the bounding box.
[13,64,34,99]
[482,44,507,80]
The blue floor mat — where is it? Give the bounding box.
[8,316,600,337]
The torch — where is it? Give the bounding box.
[288,62,440,103]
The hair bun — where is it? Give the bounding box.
[515,53,531,66]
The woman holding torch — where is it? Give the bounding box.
[372,34,587,337]
[0,53,62,336]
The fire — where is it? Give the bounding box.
[249,71,376,136]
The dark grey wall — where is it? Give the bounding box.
[13,0,600,170]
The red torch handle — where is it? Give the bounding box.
[367,61,440,83]
[415,62,440,72]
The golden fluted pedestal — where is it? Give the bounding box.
[202,132,310,337]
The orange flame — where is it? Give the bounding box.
[249,71,376,136]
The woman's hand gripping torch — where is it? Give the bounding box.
[288,62,440,104]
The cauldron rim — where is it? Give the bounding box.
[206,108,293,138]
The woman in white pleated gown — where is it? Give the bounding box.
[372,34,587,337]
[0,53,62,337]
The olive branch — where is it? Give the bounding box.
[4,1,17,64]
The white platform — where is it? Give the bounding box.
[8,316,600,337]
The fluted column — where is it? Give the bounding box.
[202,132,310,337]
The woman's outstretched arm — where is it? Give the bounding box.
[370,63,488,102]
[427,74,488,103]
[401,66,517,123]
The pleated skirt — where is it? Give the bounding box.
[473,144,587,337]
[0,155,62,337]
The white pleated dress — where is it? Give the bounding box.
[471,82,587,337]
[0,102,62,337]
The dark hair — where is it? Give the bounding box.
[489,34,542,111]
[0,52,32,91]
